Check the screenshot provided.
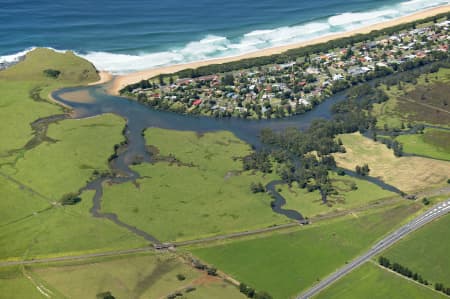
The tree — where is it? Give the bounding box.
[255,292,273,299]
[223,74,235,86]
[355,164,370,176]
[43,69,61,78]
[60,193,82,205]
[250,182,265,193]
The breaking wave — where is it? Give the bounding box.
[1,0,448,74]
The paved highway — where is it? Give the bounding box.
[297,198,450,299]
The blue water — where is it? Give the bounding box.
[1,0,448,73]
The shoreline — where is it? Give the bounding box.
[108,4,450,95]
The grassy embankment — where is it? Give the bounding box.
[314,262,447,299]
[279,172,396,218]
[383,212,450,287]
[0,49,146,261]
[102,128,290,242]
[0,252,245,299]
[333,133,450,193]
[373,67,450,129]
[190,202,421,299]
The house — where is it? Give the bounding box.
[333,74,344,81]
[192,99,202,106]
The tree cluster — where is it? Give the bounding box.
[239,283,272,299]
[243,151,272,173]
[250,182,265,193]
[355,164,370,176]
[43,69,61,78]
[435,283,450,295]
[60,192,82,205]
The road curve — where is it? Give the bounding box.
[297,198,450,299]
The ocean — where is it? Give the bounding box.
[0,0,448,73]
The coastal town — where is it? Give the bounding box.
[124,19,450,119]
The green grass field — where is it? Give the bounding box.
[102,128,288,242]
[0,266,46,299]
[384,213,450,287]
[334,133,450,192]
[315,262,446,299]
[280,172,395,218]
[0,190,146,261]
[21,252,244,299]
[3,113,126,200]
[0,48,99,157]
[396,128,450,161]
[0,49,148,261]
[190,202,421,299]
[0,175,50,226]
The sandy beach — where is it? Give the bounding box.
[108,4,450,95]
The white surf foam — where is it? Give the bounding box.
[3,0,449,74]
[0,47,36,64]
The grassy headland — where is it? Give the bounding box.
[0,48,99,156]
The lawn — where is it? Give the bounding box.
[28,252,244,299]
[280,172,396,218]
[102,128,289,242]
[396,128,450,161]
[384,213,450,287]
[3,113,126,200]
[333,133,450,192]
[315,262,446,299]
[190,202,421,299]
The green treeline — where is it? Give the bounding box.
[379,256,450,296]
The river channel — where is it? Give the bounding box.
[52,82,402,244]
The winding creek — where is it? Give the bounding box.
[50,81,426,244]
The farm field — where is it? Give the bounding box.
[396,128,450,161]
[0,175,50,226]
[102,128,289,242]
[2,113,125,200]
[0,189,145,261]
[0,252,244,299]
[384,213,450,287]
[314,262,446,299]
[280,172,396,218]
[190,202,421,299]
[333,133,450,192]
[0,266,45,299]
